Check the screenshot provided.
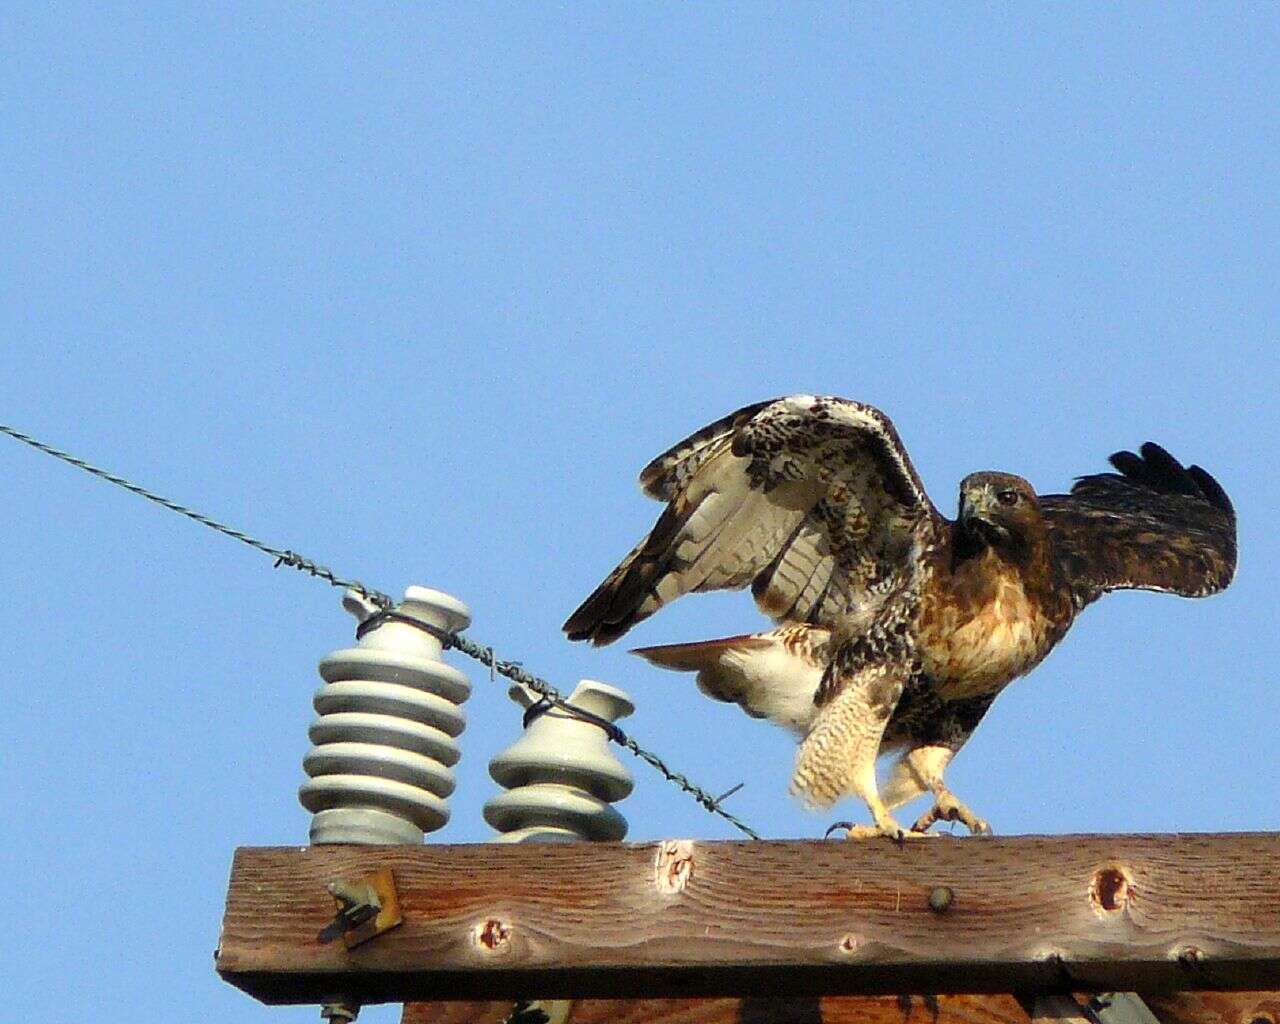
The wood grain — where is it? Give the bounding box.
[1145,992,1280,1024]
[216,835,1280,1005]
[1027,994,1093,1023]
[400,995,1036,1024]
[400,993,1280,1024]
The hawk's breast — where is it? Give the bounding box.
[917,562,1063,700]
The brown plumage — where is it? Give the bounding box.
[563,395,1236,838]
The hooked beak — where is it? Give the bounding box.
[960,492,1006,541]
[960,492,987,525]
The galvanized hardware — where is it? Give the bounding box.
[1089,993,1163,1024]
[927,886,954,913]
[318,867,403,949]
[320,1000,360,1024]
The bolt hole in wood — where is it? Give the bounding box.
[1089,865,1131,914]
[1178,946,1205,968]
[474,919,512,952]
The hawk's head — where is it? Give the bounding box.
[957,472,1040,554]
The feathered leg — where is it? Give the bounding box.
[792,661,909,839]
[879,749,932,810]
[882,744,991,835]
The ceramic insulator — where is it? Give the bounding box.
[484,679,634,843]
[299,585,472,845]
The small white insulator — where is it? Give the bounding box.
[484,679,634,843]
[299,585,472,845]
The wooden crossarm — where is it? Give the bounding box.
[215,834,1280,1006]
[399,993,1280,1024]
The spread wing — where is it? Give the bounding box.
[1039,442,1236,610]
[563,395,942,646]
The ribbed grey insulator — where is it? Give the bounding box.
[300,586,471,845]
[485,679,634,843]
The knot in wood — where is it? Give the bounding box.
[655,840,695,895]
[1176,945,1205,968]
[1089,865,1131,914]
[474,918,512,952]
[837,933,862,955]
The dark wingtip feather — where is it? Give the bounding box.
[562,613,594,643]
[563,559,657,646]
[1138,441,1182,467]
[1187,464,1234,514]
[1137,442,1199,495]
[1108,449,1147,480]
[563,611,631,647]
[1107,442,1233,514]
[562,585,617,643]
[563,600,626,646]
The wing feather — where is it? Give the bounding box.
[1040,442,1236,609]
[564,395,941,645]
[638,399,772,500]
[751,519,835,620]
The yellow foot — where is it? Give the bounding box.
[824,818,937,842]
[910,792,992,835]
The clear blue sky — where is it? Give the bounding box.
[2,6,1277,1021]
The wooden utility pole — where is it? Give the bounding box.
[216,833,1280,1008]
[399,992,1280,1024]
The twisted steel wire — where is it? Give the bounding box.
[2,421,760,839]
[358,610,760,838]
[0,423,392,608]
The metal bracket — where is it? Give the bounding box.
[318,867,403,949]
[1089,993,1164,1024]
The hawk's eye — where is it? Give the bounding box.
[996,489,1019,507]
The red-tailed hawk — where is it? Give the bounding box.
[563,396,1236,838]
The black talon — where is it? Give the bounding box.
[824,820,854,838]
